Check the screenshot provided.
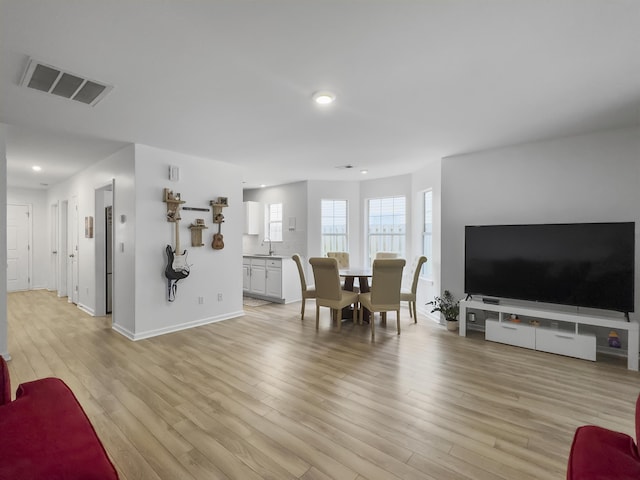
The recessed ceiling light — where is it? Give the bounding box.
[260,184,267,188]
[360,169,368,174]
[32,165,42,171]
[312,91,335,105]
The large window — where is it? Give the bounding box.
[267,203,283,241]
[422,190,433,278]
[321,199,348,256]
[367,196,406,263]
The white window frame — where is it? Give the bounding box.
[266,203,283,242]
[367,195,406,264]
[422,190,433,279]
[321,199,348,256]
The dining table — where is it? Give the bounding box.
[339,267,373,323]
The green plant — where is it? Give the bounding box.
[427,290,459,321]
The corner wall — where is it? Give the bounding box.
[0,126,8,359]
[132,145,244,339]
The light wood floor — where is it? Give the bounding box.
[6,290,639,480]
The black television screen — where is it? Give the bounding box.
[464,222,635,313]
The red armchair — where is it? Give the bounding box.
[0,357,119,480]
[567,394,640,479]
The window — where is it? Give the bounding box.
[422,190,433,278]
[267,203,283,241]
[321,199,348,256]
[367,196,406,264]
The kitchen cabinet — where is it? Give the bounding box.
[243,201,261,235]
[243,255,300,304]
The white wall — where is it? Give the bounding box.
[47,144,137,332]
[7,187,48,289]
[0,126,8,359]
[441,126,640,323]
[243,181,309,259]
[411,159,442,319]
[132,145,244,339]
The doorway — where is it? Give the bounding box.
[68,197,79,304]
[94,183,113,317]
[50,203,58,292]
[7,204,31,292]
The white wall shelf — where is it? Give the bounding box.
[460,299,639,371]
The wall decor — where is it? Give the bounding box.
[84,216,94,238]
[189,219,208,247]
[163,187,190,301]
[210,198,228,250]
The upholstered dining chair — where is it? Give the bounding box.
[310,257,359,331]
[375,252,398,259]
[401,256,427,322]
[327,251,350,269]
[292,254,316,320]
[326,251,358,291]
[359,258,406,339]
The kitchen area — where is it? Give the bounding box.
[242,199,302,304]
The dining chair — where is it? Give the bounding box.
[327,252,350,269]
[375,252,398,259]
[358,258,406,339]
[326,251,359,291]
[292,254,316,320]
[310,257,359,331]
[400,256,427,322]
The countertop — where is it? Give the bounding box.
[243,254,288,259]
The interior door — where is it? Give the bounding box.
[7,204,31,292]
[50,203,58,292]
[59,200,68,298]
[69,198,79,304]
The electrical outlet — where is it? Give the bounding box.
[198,296,204,304]
[217,293,223,302]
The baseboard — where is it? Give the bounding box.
[118,310,245,341]
[77,303,95,316]
[112,323,135,340]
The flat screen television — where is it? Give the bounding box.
[464,222,635,313]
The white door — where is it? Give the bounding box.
[59,200,68,298]
[7,204,31,292]
[69,198,79,304]
[50,203,58,292]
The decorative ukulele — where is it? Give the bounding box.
[212,222,224,250]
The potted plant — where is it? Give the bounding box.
[427,290,460,331]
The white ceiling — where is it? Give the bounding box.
[1,0,639,190]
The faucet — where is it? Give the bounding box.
[263,238,274,256]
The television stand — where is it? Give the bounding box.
[459,299,639,371]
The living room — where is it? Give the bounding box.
[1,1,640,478]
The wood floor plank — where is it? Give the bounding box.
[5,290,639,479]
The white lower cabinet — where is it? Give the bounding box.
[243,256,301,304]
[250,260,267,295]
[266,259,282,298]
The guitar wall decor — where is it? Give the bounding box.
[163,188,190,302]
[165,212,190,301]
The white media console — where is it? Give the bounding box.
[459,299,639,371]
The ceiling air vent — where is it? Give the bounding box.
[20,58,113,106]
